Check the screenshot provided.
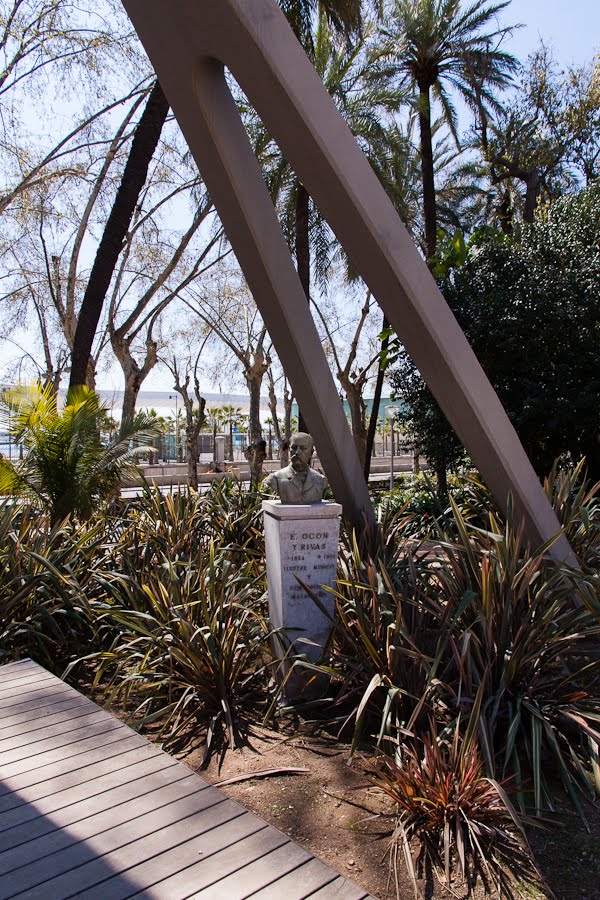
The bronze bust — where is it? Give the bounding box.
[264,432,328,503]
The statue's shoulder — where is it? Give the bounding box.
[310,467,328,484]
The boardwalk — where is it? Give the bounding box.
[0,659,373,899]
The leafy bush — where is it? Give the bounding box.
[377,472,498,539]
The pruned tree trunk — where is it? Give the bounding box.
[245,371,266,488]
[267,368,284,462]
[339,375,368,468]
[112,332,158,422]
[282,379,293,466]
[69,81,169,389]
[181,396,205,490]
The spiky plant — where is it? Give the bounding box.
[90,541,271,764]
[0,501,102,671]
[366,716,536,896]
[433,498,600,818]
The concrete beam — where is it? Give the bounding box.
[121,0,575,562]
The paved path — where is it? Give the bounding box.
[0,659,373,899]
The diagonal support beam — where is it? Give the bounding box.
[121,0,576,563]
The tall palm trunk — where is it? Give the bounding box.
[417,84,437,264]
[69,81,169,389]
[295,183,311,433]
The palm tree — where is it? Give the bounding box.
[384,0,518,261]
[259,13,408,430]
[279,0,368,49]
[0,384,159,525]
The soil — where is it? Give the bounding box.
[177,724,600,900]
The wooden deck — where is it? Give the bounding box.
[0,659,373,899]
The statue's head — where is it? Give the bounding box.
[289,432,314,472]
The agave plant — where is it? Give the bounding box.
[0,383,159,525]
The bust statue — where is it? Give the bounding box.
[264,432,328,503]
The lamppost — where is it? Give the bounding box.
[387,405,400,491]
[169,393,179,462]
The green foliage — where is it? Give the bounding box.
[76,482,271,763]
[433,498,600,818]
[90,541,270,764]
[328,511,448,750]
[0,501,102,671]
[377,471,497,538]
[0,384,160,524]
[391,182,600,481]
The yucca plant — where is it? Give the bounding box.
[544,459,600,572]
[0,383,159,525]
[433,498,600,818]
[89,541,271,764]
[316,510,456,751]
[0,501,102,671]
[366,715,536,897]
[109,480,211,568]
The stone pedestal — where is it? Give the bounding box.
[262,500,342,700]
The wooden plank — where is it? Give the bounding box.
[0,662,372,900]
[0,768,202,863]
[192,839,313,899]
[124,822,286,899]
[0,684,74,720]
[0,719,126,772]
[0,682,73,716]
[0,695,92,736]
[2,792,244,897]
[309,876,371,898]
[21,797,247,899]
[0,670,56,694]
[247,858,341,898]
[0,752,179,831]
[0,660,43,681]
[0,708,118,754]
[0,742,166,814]
[0,731,149,798]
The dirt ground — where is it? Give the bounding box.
[176,724,600,900]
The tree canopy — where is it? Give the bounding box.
[391,182,600,485]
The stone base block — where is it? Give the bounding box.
[262,500,342,701]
